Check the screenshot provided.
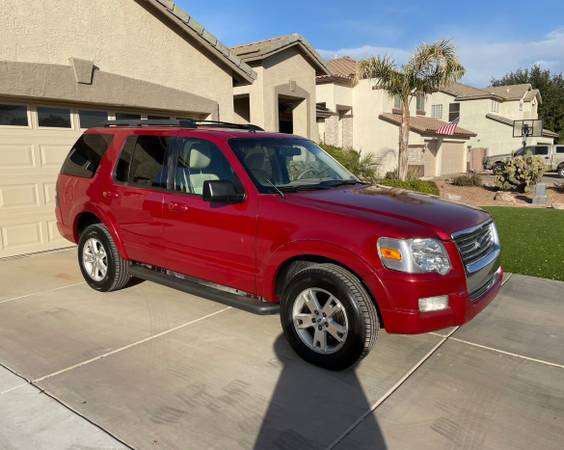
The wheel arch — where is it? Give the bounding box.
[264,242,386,326]
[73,207,128,259]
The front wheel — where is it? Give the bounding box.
[280,263,379,370]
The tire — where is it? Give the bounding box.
[78,224,132,292]
[493,163,505,175]
[558,164,564,178]
[280,263,379,370]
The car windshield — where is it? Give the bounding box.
[229,137,361,193]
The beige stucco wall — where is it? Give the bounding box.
[235,47,318,140]
[427,91,547,157]
[0,0,235,120]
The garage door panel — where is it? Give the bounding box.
[0,215,66,257]
[39,144,73,168]
[0,183,41,209]
[0,144,36,169]
[1,221,43,251]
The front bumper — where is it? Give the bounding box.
[380,266,503,334]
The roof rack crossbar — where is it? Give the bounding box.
[104,119,197,128]
[194,120,264,132]
[103,119,263,132]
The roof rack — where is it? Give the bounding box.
[104,119,263,132]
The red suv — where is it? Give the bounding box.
[56,119,502,370]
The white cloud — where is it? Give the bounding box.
[317,45,410,64]
[317,28,564,87]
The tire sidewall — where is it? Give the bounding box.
[280,269,368,370]
[78,225,117,292]
[559,165,564,178]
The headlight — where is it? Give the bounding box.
[377,237,451,275]
[490,222,500,246]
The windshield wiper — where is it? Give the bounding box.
[319,179,368,187]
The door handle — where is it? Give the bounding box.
[102,191,119,199]
[168,201,189,212]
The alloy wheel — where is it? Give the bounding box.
[82,238,108,282]
[291,288,349,354]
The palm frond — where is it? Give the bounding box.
[357,56,406,96]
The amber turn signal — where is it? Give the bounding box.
[380,248,402,261]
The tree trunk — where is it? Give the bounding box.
[398,102,410,181]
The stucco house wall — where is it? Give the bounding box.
[0,0,236,119]
[234,47,319,140]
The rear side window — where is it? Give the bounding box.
[115,135,171,189]
[60,134,113,178]
[556,146,564,154]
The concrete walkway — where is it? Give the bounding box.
[0,249,563,449]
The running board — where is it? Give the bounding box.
[129,265,280,315]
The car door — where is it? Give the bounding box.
[533,145,551,170]
[108,133,172,267]
[160,136,257,293]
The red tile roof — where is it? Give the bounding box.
[379,113,477,139]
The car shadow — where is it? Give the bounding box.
[253,335,387,450]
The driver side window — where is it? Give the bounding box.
[174,138,241,195]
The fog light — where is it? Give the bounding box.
[418,295,449,312]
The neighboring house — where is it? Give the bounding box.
[0,1,323,258]
[231,34,330,141]
[316,57,477,177]
[430,83,558,157]
[316,57,558,177]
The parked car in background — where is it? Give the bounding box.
[56,119,503,370]
[484,144,564,176]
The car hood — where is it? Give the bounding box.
[486,153,512,160]
[285,185,491,240]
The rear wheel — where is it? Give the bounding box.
[78,224,132,292]
[280,263,379,370]
[558,164,564,178]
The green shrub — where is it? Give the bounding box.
[451,174,482,186]
[319,143,378,183]
[494,155,544,193]
[378,178,440,196]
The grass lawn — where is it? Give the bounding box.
[483,207,564,281]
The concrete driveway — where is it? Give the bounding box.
[0,249,563,450]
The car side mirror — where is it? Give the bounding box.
[202,180,245,204]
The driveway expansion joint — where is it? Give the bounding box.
[328,326,460,449]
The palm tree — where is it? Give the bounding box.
[358,40,465,181]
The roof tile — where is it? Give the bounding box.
[379,113,477,138]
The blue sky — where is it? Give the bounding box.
[177,0,564,86]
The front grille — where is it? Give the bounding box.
[453,221,495,268]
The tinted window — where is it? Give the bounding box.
[556,146,564,154]
[174,138,240,195]
[79,110,108,128]
[115,112,141,121]
[534,146,549,155]
[61,134,113,178]
[116,135,170,189]
[0,104,28,126]
[38,107,71,128]
[147,115,169,120]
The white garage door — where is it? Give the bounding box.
[440,141,465,175]
[0,102,84,258]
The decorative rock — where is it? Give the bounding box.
[443,193,462,201]
[494,192,516,203]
